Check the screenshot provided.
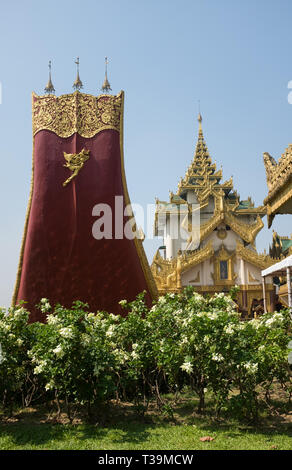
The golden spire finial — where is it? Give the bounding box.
[198,112,203,131]
[101,57,112,93]
[197,101,203,131]
[73,57,83,91]
[44,60,55,94]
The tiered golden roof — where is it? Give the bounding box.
[176,114,232,202]
[155,113,266,243]
[152,113,273,302]
[263,145,292,227]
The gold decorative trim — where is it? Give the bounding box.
[263,149,292,201]
[265,177,292,227]
[118,92,158,300]
[235,241,276,270]
[211,244,237,286]
[151,241,214,291]
[32,91,122,138]
[217,228,227,240]
[189,196,263,245]
[12,95,36,306]
[224,211,264,244]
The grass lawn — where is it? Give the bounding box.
[0,392,291,450]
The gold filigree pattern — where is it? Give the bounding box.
[235,241,276,270]
[263,149,292,197]
[32,91,122,138]
[224,211,264,245]
[151,241,214,292]
[211,244,237,286]
[63,148,90,187]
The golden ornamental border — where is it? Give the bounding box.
[32,90,123,138]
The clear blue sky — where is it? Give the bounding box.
[1,0,292,307]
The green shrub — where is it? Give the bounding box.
[0,290,291,422]
[0,304,31,414]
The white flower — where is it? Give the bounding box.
[0,322,10,332]
[207,312,218,320]
[113,349,129,365]
[0,344,4,364]
[180,361,193,374]
[182,318,191,327]
[109,313,119,322]
[224,324,235,335]
[106,325,116,337]
[81,334,91,346]
[45,381,55,391]
[118,300,127,307]
[180,336,188,345]
[243,361,258,374]
[16,338,24,347]
[59,327,74,339]
[212,353,224,362]
[53,344,64,357]
[39,299,51,313]
[131,351,139,359]
[34,361,47,374]
[47,315,59,325]
[132,343,138,350]
[249,319,260,329]
[14,307,26,318]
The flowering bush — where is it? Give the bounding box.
[28,300,120,420]
[0,304,31,414]
[146,290,291,419]
[0,290,291,422]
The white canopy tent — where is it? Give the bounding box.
[261,255,292,313]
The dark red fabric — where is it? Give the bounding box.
[16,129,152,322]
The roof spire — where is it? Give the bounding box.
[197,100,203,131]
[73,57,83,91]
[101,57,112,93]
[44,60,55,95]
[198,111,203,132]
[194,111,209,160]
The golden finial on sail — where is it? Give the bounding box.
[73,57,83,91]
[101,57,112,93]
[44,60,55,94]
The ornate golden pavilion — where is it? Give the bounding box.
[151,114,277,315]
[264,145,292,228]
[263,143,292,309]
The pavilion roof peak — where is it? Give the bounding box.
[176,113,221,195]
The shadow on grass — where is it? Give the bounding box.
[0,394,291,449]
[0,421,158,448]
[0,402,159,448]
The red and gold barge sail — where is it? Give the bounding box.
[12,91,157,322]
